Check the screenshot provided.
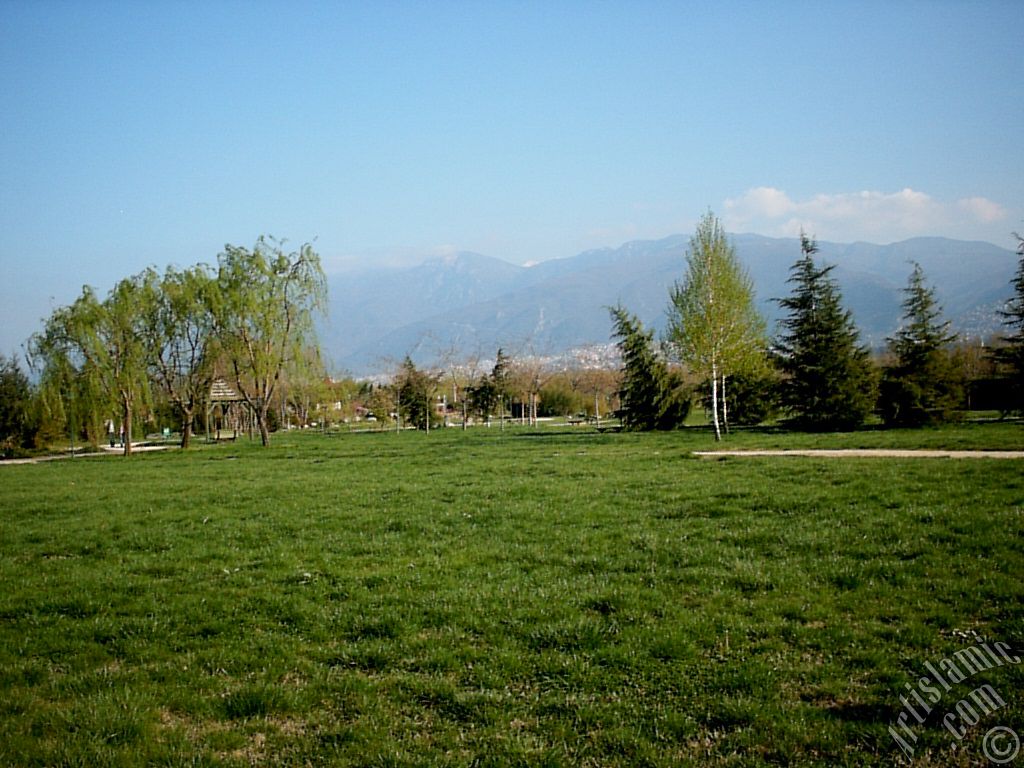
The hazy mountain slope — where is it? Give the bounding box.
[322,235,1017,375]
[320,251,527,368]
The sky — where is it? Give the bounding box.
[2,0,1022,357]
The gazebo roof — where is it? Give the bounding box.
[210,378,244,402]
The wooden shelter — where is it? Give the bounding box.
[206,378,252,441]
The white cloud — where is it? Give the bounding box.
[722,187,1008,243]
[957,196,1007,223]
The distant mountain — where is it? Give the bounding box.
[321,235,1018,375]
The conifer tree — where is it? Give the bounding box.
[880,262,962,426]
[774,234,876,431]
[609,305,688,430]
[395,356,439,431]
[466,349,510,425]
[994,233,1024,413]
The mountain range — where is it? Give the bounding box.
[320,234,1019,375]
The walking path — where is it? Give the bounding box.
[693,449,1024,459]
[1,444,171,465]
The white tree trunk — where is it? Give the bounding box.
[710,362,721,441]
[721,374,729,435]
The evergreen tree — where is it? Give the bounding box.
[698,369,781,427]
[395,356,439,430]
[609,305,688,430]
[466,348,512,425]
[0,354,36,452]
[666,212,767,439]
[774,234,877,431]
[994,233,1024,413]
[879,262,963,426]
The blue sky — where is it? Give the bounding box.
[2,0,1022,356]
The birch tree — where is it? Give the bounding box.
[666,212,767,440]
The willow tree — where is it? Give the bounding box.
[666,212,767,440]
[214,237,326,446]
[139,265,221,448]
[31,277,150,455]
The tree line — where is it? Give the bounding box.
[353,349,621,433]
[2,237,325,456]
[2,221,1023,456]
[613,212,1024,437]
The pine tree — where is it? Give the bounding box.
[994,234,1024,413]
[609,305,688,430]
[465,349,511,425]
[666,212,767,440]
[774,234,877,431]
[395,356,439,431]
[0,354,35,451]
[880,262,963,426]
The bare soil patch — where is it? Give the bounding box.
[693,449,1024,459]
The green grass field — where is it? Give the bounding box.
[1,424,1023,766]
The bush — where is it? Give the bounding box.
[538,383,583,417]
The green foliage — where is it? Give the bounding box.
[538,378,583,417]
[29,236,327,452]
[214,237,327,445]
[465,348,512,423]
[0,354,38,454]
[30,277,152,454]
[879,262,964,426]
[699,370,782,426]
[139,265,221,447]
[395,356,440,430]
[465,375,497,422]
[32,351,94,448]
[993,233,1024,413]
[666,212,768,439]
[609,305,689,430]
[774,234,877,431]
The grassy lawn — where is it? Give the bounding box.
[1,424,1022,766]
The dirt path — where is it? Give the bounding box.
[693,449,1024,459]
